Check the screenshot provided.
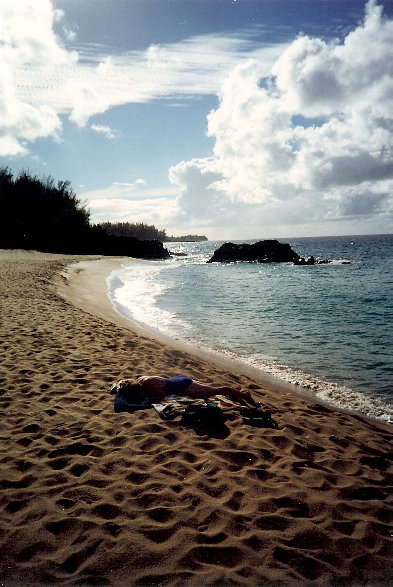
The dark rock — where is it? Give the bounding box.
[207,240,300,264]
[93,235,170,259]
[2,226,170,260]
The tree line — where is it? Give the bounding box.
[0,168,169,258]
[98,221,167,242]
[97,221,207,242]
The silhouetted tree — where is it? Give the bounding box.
[98,221,167,241]
[165,234,208,242]
[0,167,169,258]
[0,168,90,252]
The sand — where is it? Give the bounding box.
[0,249,392,586]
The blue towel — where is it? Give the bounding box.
[114,392,162,413]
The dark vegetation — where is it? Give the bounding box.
[98,221,167,242]
[98,221,207,243]
[165,234,207,242]
[0,168,169,258]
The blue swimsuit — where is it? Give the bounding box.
[163,375,193,395]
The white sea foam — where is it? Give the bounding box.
[108,262,191,336]
[242,354,393,424]
[171,338,393,425]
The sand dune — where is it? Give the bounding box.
[0,250,392,586]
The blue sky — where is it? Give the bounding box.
[1,0,393,239]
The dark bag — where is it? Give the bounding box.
[181,398,227,428]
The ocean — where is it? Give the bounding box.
[108,234,393,425]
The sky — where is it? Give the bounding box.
[1,0,393,239]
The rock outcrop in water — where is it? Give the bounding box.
[207,239,329,265]
[207,240,298,263]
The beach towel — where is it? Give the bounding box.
[114,391,163,413]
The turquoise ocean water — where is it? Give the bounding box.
[108,234,393,424]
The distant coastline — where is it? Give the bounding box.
[165,234,208,242]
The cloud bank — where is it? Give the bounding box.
[81,182,179,227]
[0,0,284,154]
[169,0,393,235]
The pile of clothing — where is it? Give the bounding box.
[111,383,278,430]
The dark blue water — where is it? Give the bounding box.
[109,234,393,423]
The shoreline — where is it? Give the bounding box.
[59,255,393,428]
[1,249,392,586]
[58,257,318,395]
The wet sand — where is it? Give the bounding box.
[1,249,392,586]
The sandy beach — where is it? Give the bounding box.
[1,250,392,586]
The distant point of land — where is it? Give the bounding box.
[165,235,208,242]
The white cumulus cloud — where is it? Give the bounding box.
[170,0,393,235]
[0,0,77,155]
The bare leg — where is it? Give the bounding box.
[221,387,256,406]
[187,381,255,406]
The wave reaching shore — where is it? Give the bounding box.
[109,235,393,425]
[1,250,393,586]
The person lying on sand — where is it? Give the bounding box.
[113,374,256,407]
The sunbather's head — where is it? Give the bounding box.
[117,379,143,400]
